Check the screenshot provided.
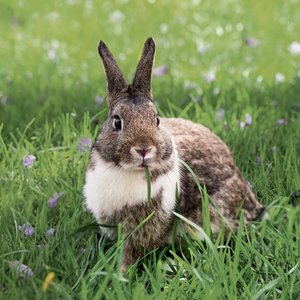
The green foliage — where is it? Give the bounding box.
[0,0,299,299]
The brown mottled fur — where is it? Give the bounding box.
[162,118,265,230]
[101,189,174,268]
[85,38,265,271]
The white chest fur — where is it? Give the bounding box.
[83,154,180,223]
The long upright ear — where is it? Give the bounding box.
[132,38,155,100]
[98,41,126,105]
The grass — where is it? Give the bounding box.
[1,0,300,299]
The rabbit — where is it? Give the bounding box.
[83,37,266,271]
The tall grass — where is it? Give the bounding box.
[1,0,299,299]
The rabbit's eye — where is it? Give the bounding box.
[156,117,160,127]
[112,115,122,130]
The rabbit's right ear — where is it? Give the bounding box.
[132,38,155,100]
[98,41,126,106]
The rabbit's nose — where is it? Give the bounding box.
[130,146,156,159]
[134,147,151,158]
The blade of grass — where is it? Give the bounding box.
[145,166,152,204]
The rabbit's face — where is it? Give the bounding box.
[93,38,174,172]
[94,96,173,171]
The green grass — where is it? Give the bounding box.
[1,0,300,299]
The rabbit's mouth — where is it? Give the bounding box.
[126,145,158,169]
[140,156,153,167]
[133,160,154,170]
[119,158,156,172]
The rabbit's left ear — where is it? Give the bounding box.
[132,38,155,100]
[98,41,127,106]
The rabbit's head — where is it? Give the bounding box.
[93,38,174,172]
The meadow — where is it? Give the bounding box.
[0,0,299,299]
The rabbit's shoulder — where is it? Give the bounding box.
[161,117,233,165]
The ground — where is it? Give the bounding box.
[0,0,299,299]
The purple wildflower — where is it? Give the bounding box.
[288,41,300,55]
[48,192,63,208]
[276,119,286,125]
[22,154,36,167]
[216,108,225,121]
[240,113,252,129]
[12,260,33,277]
[245,113,252,125]
[78,137,92,152]
[275,73,285,83]
[204,72,216,83]
[18,224,34,237]
[153,65,168,77]
[245,37,260,48]
[46,228,55,237]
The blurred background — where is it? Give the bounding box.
[1,0,300,133]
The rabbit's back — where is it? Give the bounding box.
[161,117,265,231]
[161,118,234,167]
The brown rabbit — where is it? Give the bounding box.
[83,38,265,270]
